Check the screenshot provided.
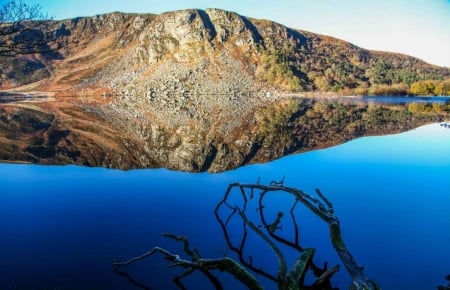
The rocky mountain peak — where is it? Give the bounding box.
[132,8,264,65]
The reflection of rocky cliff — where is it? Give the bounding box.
[0,97,446,172]
[0,9,449,172]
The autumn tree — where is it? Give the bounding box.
[410,80,436,95]
[433,80,450,96]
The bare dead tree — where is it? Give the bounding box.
[113,181,380,290]
[0,0,57,56]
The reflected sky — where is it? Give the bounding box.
[0,123,449,289]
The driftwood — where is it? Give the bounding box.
[114,181,379,290]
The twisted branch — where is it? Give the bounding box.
[114,181,379,290]
[216,182,378,289]
[114,231,263,290]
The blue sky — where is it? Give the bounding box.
[31,0,450,67]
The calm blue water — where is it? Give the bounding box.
[0,123,449,290]
[360,95,450,104]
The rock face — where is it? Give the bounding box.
[0,9,449,172]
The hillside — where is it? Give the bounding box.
[0,9,449,172]
[1,9,448,93]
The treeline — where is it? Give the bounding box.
[256,44,303,92]
[254,97,448,155]
[408,100,450,114]
[362,79,450,96]
[409,80,450,96]
[255,30,450,95]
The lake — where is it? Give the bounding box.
[323,95,450,105]
[0,123,449,289]
[359,95,450,104]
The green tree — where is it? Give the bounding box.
[370,61,393,85]
[396,70,419,85]
[257,42,303,92]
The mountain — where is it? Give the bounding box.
[1,9,448,93]
[0,9,448,172]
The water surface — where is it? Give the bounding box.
[359,95,450,104]
[0,123,449,289]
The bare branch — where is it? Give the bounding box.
[287,248,315,286]
[163,233,201,261]
[225,183,378,290]
[115,181,378,290]
[312,264,340,287]
[237,207,288,279]
[114,244,263,290]
[258,189,303,252]
[0,0,56,56]
[215,184,279,282]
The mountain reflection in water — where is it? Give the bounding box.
[0,123,449,290]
